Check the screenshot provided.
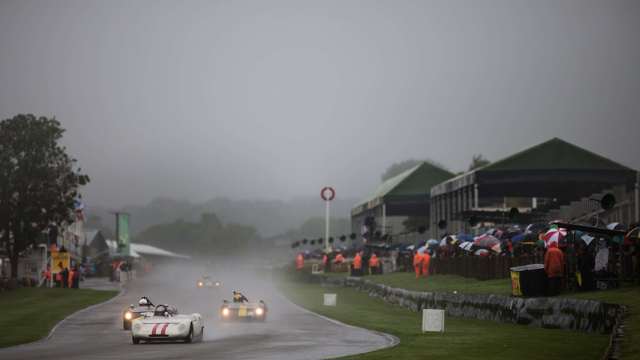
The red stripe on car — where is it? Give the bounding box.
[160,323,169,335]
[151,323,160,335]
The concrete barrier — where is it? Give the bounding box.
[309,274,623,334]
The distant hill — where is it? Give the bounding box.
[85,196,358,238]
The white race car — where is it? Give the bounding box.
[131,304,204,344]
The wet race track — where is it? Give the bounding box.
[1,265,395,360]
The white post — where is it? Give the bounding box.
[325,200,331,252]
[382,203,387,236]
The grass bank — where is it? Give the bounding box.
[0,287,118,348]
[361,271,640,357]
[563,286,640,358]
[278,276,609,360]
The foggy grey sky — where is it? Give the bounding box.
[1,0,639,209]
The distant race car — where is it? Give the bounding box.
[131,304,204,344]
[123,297,155,330]
[220,297,268,322]
[197,276,221,289]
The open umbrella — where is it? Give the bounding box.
[474,249,489,256]
[543,227,567,247]
[525,223,547,234]
[624,227,639,245]
[459,242,474,252]
[581,234,595,246]
[427,239,440,248]
[607,222,626,231]
[442,235,458,246]
[511,233,527,244]
[457,233,474,242]
[474,234,500,248]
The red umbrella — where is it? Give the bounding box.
[474,234,500,248]
[543,228,567,247]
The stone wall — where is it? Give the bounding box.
[312,275,623,334]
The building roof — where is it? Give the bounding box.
[105,240,191,259]
[83,229,101,247]
[353,162,454,215]
[481,138,634,172]
[431,137,636,197]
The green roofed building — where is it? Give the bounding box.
[351,161,454,241]
[430,138,638,236]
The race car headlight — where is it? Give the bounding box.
[125,312,133,320]
[198,282,203,287]
[215,282,220,287]
[222,308,229,316]
[256,307,264,316]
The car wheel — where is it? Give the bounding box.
[199,327,204,342]
[184,324,193,343]
[132,336,140,344]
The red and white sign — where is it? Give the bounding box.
[320,187,336,201]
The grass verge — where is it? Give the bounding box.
[0,287,118,348]
[364,272,640,357]
[562,285,640,358]
[278,276,609,360]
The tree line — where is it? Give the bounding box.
[0,114,89,279]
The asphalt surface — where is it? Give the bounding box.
[1,267,395,360]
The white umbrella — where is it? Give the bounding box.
[474,249,489,256]
[581,234,595,246]
[440,237,448,247]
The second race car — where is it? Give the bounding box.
[219,291,267,322]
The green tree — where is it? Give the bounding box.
[0,114,89,279]
[469,154,490,171]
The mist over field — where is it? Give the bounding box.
[85,196,357,238]
[2,0,639,213]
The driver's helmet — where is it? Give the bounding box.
[154,305,168,316]
[138,297,149,306]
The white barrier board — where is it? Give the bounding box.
[311,264,324,274]
[422,309,445,332]
[323,293,337,306]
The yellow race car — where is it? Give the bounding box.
[220,294,267,322]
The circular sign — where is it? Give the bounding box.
[320,187,336,201]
